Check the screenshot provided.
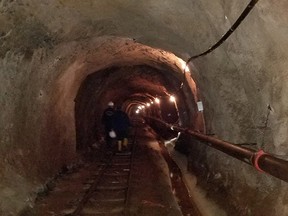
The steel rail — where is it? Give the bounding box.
[123,126,138,215]
[69,127,138,216]
[146,117,288,183]
[69,158,111,216]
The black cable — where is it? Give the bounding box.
[185,0,259,65]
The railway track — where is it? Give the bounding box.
[34,119,201,216]
[67,130,137,216]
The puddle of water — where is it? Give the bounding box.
[160,143,202,216]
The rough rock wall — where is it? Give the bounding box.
[0,45,80,214]
[0,37,187,214]
[1,0,288,214]
[193,0,288,150]
[185,1,288,215]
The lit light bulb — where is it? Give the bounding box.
[169,95,176,102]
[155,98,160,104]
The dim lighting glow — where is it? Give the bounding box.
[155,98,160,104]
[179,59,190,73]
[135,109,139,114]
[146,103,150,107]
[169,95,176,102]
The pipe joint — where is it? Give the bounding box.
[252,149,268,173]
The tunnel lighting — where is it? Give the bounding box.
[155,98,160,104]
[179,59,190,73]
[146,103,151,107]
[151,101,154,104]
[183,64,190,73]
[169,95,176,102]
[135,109,140,114]
[141,105,145,109]
[138,106,142,109]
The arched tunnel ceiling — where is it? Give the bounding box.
[0,0,287,165]
[83,65,180,106]
[74,64,196,150]
[50,36,201,143]
[1,1,288,215]
[1,0,287,166]
[74,64,175,120]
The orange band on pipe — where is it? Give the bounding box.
[253,150,267,173]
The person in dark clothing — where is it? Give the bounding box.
[113,106,131,152]
[101,101,115,149]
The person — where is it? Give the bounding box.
[101,101,115,150]
[113,106,131,152]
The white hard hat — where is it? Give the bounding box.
[108,101,114,107]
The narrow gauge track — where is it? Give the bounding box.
[68,132,137,216]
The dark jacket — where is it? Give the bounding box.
[113,110,130,132]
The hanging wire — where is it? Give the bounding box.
[184,0,260,69]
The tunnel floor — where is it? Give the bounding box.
[32,126,204,216]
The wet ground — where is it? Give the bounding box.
[30,126,225,216]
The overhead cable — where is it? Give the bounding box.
[186,0,259,65]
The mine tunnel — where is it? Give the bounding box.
[1,0,288,215]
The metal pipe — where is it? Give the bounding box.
[146,117,288,183]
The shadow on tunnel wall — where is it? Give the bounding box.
[74,73,104,151]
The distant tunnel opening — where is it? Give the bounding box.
[74,64,199,151]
